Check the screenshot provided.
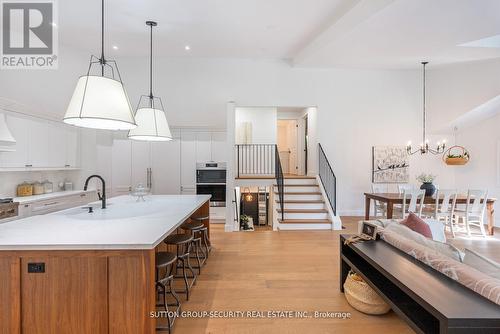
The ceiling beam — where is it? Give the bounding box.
[292,0,397,66]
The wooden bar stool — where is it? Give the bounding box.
[191,215,211,256]
[164,233,196,300]
[180,220,206,273]
[155,251,180,333]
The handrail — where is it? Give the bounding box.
[274,144,285,221]
[234,144,284,220]
[318,143,336,216]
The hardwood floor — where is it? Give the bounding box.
[162,216,500,333]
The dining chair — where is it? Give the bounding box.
[371,184,388,217]
[454,189,488,237]
[398,184,415,194]
[433,189,458,237]
[401,189,426,218]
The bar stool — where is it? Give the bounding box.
[155,252,180,333]
[191,215,211,256]
[164,233,196,300]
[180,220,206,274]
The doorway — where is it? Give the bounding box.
[276,107,308,176]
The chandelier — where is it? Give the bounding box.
[406,61,446,155]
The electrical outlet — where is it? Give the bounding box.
[27,262,45,273]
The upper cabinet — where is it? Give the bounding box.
[0,114,80,169]
[211,131,227,162]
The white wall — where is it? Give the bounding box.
[0,55,467,217]
[235,107,277,144]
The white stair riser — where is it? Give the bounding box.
[278,223,332,230]
[281,212,329,220]
[282,203,325,210]
[281,194,323,201]
[283,179,317,185]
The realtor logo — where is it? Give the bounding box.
[1,0,58,69]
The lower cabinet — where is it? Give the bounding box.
[18,191,98,218]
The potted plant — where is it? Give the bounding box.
[240,214,250,230]
[416,173,437,197]
[443,146,470,165]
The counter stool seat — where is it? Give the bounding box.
[191,216,211,255]
[181,221,204,231]
[155,251,180,333]
[164,233,196,300]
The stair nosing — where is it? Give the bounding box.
[275,200,325,203]
[274,192,322,195]
[277,209,328,213]
[278,218,331,224]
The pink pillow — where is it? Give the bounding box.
[400,212,433,238]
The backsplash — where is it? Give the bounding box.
[0,171,81,198]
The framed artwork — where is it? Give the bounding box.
[372,146,409,183]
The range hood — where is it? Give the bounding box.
[0,113,16,152]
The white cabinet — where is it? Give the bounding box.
[131,141,151,188]
[17,191,98,218]
[195,132,212,162]
[180,131,197,194]
[151,138,181,195]
[211,131,227,162]
[0,115,80,169]
[111,140,132,196]
[48,123,67,167]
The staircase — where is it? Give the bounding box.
[274,176,332,230]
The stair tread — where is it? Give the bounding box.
[283,176,316,179]
[274,192,322,195]
[278,219,331,224]
[276,200,325,203]
[277,209,328,213]
[274,184,318,187]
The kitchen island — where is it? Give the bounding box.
[0,195,211,334]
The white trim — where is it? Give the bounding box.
[316,174,342,230]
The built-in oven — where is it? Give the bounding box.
[196,162,226,207]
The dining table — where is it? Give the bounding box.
[364,192,497,235]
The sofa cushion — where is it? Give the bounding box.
[463,249,500,280]
[384,223,464,262]
[400,212,432,238]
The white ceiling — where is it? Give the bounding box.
[57,0,500,69]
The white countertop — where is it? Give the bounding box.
[14,190,96,204]
[0,195,211,250]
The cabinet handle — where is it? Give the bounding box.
[65,164,70,168]
[25,164,32,167]
[43,202,59,206]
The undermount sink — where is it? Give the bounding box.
[60,199,166,220]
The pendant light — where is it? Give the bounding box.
[406,61,446,155]
[63,0,136,130]
[128,21,172,141]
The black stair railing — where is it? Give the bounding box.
[318,143,337,216]
[235,144,284,220]
[274,145,285,221]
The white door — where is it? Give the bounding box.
[28,119,49,167]
[211,131,227,162]
[151,137,181,194]
[0,115,29,167]
[288,120,298,174]
[111,139,132,196]
[131,141,151,189]
[180,131,197,194]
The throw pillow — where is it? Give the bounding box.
[400,212,433,238]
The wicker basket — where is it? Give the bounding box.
[343,271,391,315]
[443,146,470,166]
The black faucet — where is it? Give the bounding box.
[84,175,106,209]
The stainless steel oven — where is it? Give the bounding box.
[196,162,226,207]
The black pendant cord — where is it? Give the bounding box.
[100,0,105,76]
[422,61,427,151]
[149,22,153,102]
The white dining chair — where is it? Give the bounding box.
[433,189,458,237]
[401,189,426,218]
[398,183,416,194]
[454,189,488,237]
[371,184,388,217]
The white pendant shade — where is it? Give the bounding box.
[63,75,136,130]
[128,107,172,141]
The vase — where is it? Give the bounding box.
[420,182,436,197]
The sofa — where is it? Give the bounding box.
[359,218,500,306]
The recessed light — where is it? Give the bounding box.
[184,45,191,51]
[112,45,119,50]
